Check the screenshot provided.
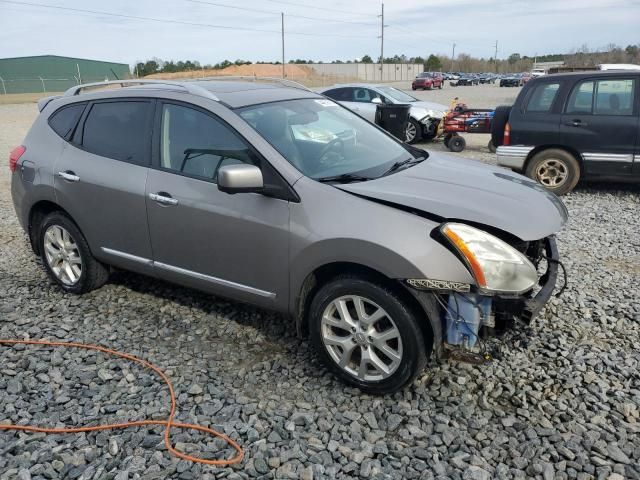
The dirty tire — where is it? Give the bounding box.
[448,135,466,153]
[39,211,109,294]
[525,149,580,196]
[309,275,429,394]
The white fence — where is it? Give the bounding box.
[306,63,423,82]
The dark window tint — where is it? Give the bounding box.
[160,103,255,182]
[82,101,151,165]
[594,79,634,115]
[49,103,85,139]
[324,88,352,102]
[566,81,594,114]
[526,83,560,112]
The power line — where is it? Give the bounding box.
[263,0,378,18]
[187,0,376,25]
[0,0,373,38]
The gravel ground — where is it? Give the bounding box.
[1,101,639,480]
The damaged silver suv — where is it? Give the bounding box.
[11,79,567,394]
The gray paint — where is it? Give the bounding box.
[11,80,566,323]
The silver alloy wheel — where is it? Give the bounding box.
[43,225,82,285]
[321,295,403,381]
[405,121,417,143]
[535,158,568,187]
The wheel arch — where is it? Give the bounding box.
[28,200,75,256]
[524,145,584,178]
[293,261,436,357]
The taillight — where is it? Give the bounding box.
[9,145,26,172]
[503,123,511,146]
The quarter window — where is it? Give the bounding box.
[526,83,560,112]
[159,103,256,182]
[49,103,85,139]
[594,79,634,115]
[82,101,151,165]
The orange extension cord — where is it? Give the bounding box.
[0,339,244,467]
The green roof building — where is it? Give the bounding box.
[0,55,131,94]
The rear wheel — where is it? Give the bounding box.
[309,276,429,394]
[487,140,497,153]
[525,149,580,195]
[39,212,109,294]
[448,135,466,152]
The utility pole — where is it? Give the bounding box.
[379,3,384,82]
[494,40,498,72]
[451,43,456,71]
[281,12,285,78]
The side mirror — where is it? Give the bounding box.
[371,97,382,104]
[218,164,263,194]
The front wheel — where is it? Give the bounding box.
[309,276,429,394]
[525,149,580,195]
[405,118,422,144]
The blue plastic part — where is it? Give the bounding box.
[445,293,492,348]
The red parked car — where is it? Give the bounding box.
[412,72,443,90]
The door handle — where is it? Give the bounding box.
[565,120,587,127]
[57,171,80,182]
[149,192,178,206]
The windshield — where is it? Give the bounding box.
[375,86,418,103]
[238,98,420,180]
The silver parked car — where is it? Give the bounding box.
[319,84,448,144]
[11,79,566,394]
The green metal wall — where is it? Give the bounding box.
[0,55,131,94]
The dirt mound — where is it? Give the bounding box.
[147,63,315,80]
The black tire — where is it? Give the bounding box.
[448,135,466,152]
[488,140,497,153]
[405,118,422,144]
[490,105,512,148]
[412,86,416,91]
[438,83,443,89]
[525,149,580,195]
[309,275,429,394]
[39,212,109,294]
[443,133,453,147]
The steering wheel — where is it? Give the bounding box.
[318,137,345,166]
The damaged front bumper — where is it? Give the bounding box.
[404,236,561,358]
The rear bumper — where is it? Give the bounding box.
[496,145,534,171]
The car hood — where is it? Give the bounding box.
[336,153,568,241]
[410,100,448,113]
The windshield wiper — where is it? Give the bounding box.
[381,156,426,176]
[316,173,372,184]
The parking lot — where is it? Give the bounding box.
[1,91,639,480]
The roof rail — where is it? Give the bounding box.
[195,76,312,92]
[63,80,219,101]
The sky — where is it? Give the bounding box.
[0,0,639,66]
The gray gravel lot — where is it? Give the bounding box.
[1,100,639,480]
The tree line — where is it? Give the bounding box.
[134,44,640,76]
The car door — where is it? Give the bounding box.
[53,98,155,275]
[560,76,639,177]
[145,101,290,309]
[511,80,562,147]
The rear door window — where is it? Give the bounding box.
[323,88,353,102]
[566,81,594,114]
[48,103,85,139]
[81,101,152,165]
[526,83,560,112]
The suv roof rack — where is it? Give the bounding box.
[196,76,312,92]
[63,79,219,101]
